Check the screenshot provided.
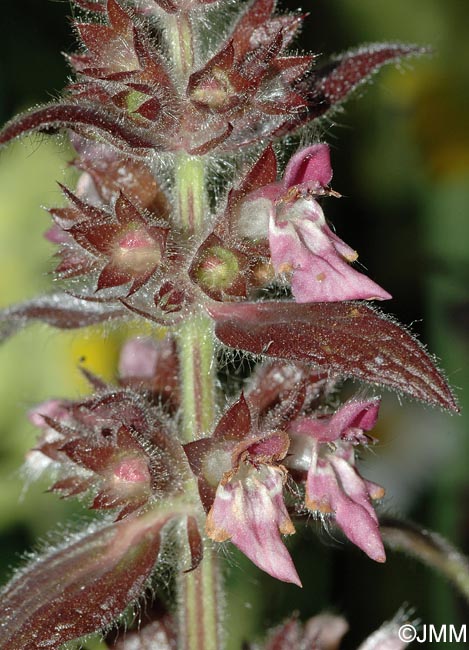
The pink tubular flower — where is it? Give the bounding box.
[185,395,301,586]
[242,144,391,303]
[206,464,301,586]
[287,399,386,562]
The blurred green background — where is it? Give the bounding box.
[0,1,468,648]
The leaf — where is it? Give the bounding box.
[0,511,172,650]
[0,104,156,151]
[311,43,427,110]
[208,301,459,412]
[276,43,427,136]
[0,294,126,343]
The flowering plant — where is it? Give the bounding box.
[0,0,465,648]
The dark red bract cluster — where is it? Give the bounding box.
[52,186,169,294]
[28,346,184,519]
[0,0,423,154]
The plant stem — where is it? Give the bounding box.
[178,314,216,442]
[175,162,220,647]
[167,13,222,650]
[178,546,223,650]
[175,154,220,649]
[167,13,194,79]
[175,154,207,236]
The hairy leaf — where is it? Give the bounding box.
[311,43,426,110]
[0,512,171,650]
[0,294,126,343]
[208,301,458,412]
[0,104,156,150]
[277,43,426,136]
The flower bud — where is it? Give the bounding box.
[189,66,237,112]
[190,234,248,300]
[111,226,163,276]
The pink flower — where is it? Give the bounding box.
[186,395,301,585]
[287,399,386,562]
[206,464,301,586]
[241,144,391,303]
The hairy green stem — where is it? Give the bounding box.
[178,314,216,442]
[178,545,223,650]
[167,13,194,79]
[175,154,207,235]
[175,163,220,646]
[167,13,222,650]
[175,188,221,650]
